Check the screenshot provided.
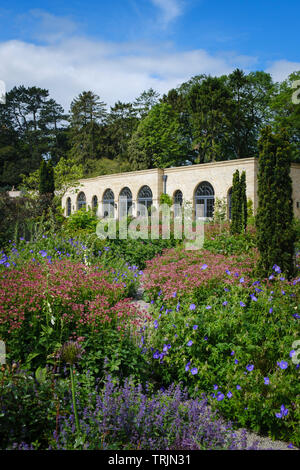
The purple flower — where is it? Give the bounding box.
[201,264,208,270]
[217,393,225,401]
[250,294,258,301]
[269,308,273,314]
[189,304,196,311]
[275,404,288,418]
[264,377,270,385]
[172,292,177,298]
[268,274,274,280]
[225,269,231,275]
[246,364,254,372]
[227,391,233,398]
[204,336,208,341]
[39,250,47,257]
[239,277,244,283]
[191,367,198,375]
[289,350,296,358]
[277,361,288,370]
[231,351,235,356]
[176,303,180,312]
[223,301,228,306]
[185,361,191,371]
[153,350,160,359]
[206,305,212,310]
[213,385,218,390]
[240,301,246,307]
[234,359,239,364]
[187,340,193,347]
[272,264,281,273]
[193,325,198,330]
[236,385,241,390]
[154,320,158,329]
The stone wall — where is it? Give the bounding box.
[61,157,300,219]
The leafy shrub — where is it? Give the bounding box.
[64,207,98,231]
[0,365,58,449]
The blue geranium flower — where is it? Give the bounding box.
[277,361,288,370]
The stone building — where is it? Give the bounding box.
[62,157,300,219]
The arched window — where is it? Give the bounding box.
[77,192,86,211]
[119,187,132,218]
[228,187,232,220]
[195,181,214,218]
[92,195,98,211]
[137,186,153,216]
[66,197,71,216]
[103,189,115,218]
[173,190,183,217]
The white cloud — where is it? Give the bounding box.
[151,0,183,27]
[265,60,300,82]
[0,35,258,111]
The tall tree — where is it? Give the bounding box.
[0,86,66,188]
[133,88,160,119]
[69,91,107,163]
[39,159,55,196]
[256,126,296,278]
[187,75,233,163]
[230,170,242,234]
[270,70,300,162]
[240,170,247,232]
[105,101,138,160]
[128,102,190,170]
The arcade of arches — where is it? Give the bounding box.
[62,157,300,220]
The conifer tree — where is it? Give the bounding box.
[39,160,48,195]
[39,159,55,196]
[230,170,242,234]
[256,126,295,277]
[240,170,247,232]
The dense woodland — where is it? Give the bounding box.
[0,68,299,192]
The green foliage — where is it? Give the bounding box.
[240,171,247,232]
[39,159,55,196]
[65,207,99,231]
[230,170,247,235]
[68,91,107,164]
[0,366,58,449]
[128,102,190,170]
[230,170,242,234]
[203,230,256,255]
[256,127,296,278]
[270,71,300,161]
[159,193,173,207]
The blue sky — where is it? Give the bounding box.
[0,0,299,109]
